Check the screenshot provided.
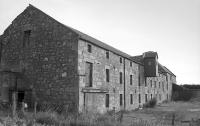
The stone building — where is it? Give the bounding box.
[0,5,176,113]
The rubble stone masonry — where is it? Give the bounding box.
[0,5,79,111]
[0,5,176,113]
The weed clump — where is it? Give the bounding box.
[144,98,157,108]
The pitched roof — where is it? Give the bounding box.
[130,55,143,64]
[27,5,143,65]
[143,51,158,58]
[163,66,176,77]
[69,27,132,59]
[131,55,176,76]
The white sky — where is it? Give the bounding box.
[0,0,200,84]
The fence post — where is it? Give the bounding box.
[12,92,17,118]
[172,113,175,126]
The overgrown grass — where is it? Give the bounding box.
[0,103,200,126]
[143,98,157,108]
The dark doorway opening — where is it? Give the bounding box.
[17,91,25,108]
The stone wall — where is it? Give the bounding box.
[146,73,173,103]
[0,5,79,111]
[0,5,175,113]
[78,39,146,112]
[77,39,175,112]
[78,39,124,112]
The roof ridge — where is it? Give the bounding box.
[26,5,142,63]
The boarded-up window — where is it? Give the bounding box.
[145,78,147,87]
[138,94,141,103]
[120,57,122,63]
[145,94,148,102]
[87,44,92,53]
[105,94,109,108]
[120,94,123,106]
[85,62,93,87]
[106,51,109,59]
[130,94,133,104]
[23,30,31,47]
[120,72,123,84]
[130,75,132,85]
[106,69,109,82]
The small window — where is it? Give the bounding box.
[145,94,148,102]
[130,94,133,104]
[154,81,157,88]
[145,78,147,87]
[150,80,152,87]
[130,75,133,85]
[120,72,123,84]
[105,94,109,108]
[87,44,92,53]
[159,82,161,88]
[86,62,93,87]
[120,94,123,106]
[130,62,132,67]
[23,30,31,47]
[106,51,109,59]
[151,94,153,100]
[138,94,141,103]
[106,69,109,82]
[120,57,122,63]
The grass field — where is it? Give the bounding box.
[122,101,200,126]
[0,101,200,126]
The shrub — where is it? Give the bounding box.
[144,97,157,108]
[35,111,60,125]
[0,102,12,116]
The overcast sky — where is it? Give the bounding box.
[0,0,200,84]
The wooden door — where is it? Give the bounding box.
[85,62,93,87]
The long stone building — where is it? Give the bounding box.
[0,5,176,113]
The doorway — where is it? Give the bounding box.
[17,91,25,108]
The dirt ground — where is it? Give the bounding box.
[122,101,200,126]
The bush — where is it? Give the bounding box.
[35,111,60,125]
[143,98,157,108]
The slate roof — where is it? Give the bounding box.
[5,4,175,74]
[27,5,143,65]
[130,55,143,63]
[131,55,176,76]
[143,51,158,58]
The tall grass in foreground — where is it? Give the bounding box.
[0,103,200,126]
[1,110,199,126]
